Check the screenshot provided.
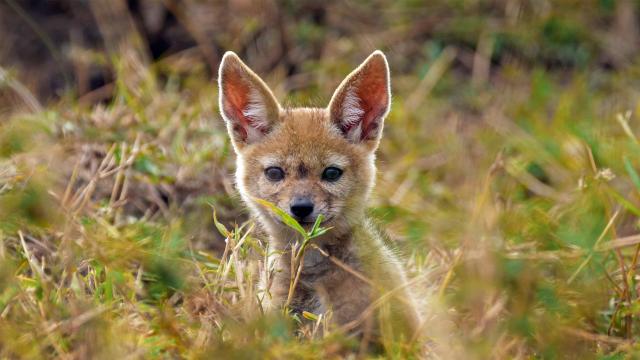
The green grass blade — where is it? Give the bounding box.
[253,198,307,236]
[624,156,640,192]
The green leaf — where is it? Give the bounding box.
[624,156,640,192]
[211,207,230,237]
[309,226,332,239]
[608,189,640,216]
[134,155,160,177]
[253,198,307,236]
[309,214,324,237]
[302,311,319,321]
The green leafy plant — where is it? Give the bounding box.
[253,198,330,311]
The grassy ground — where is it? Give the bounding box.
[2,1,640,358]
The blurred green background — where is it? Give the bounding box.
[2,0,640,358]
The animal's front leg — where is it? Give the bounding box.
[259,260,321,315]
[258,262,289,312]
[322,273,373,336]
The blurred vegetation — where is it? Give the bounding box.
[2,0,640,358]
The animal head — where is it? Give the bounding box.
[218,51,390,234]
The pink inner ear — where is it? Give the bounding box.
[222,70,266,142]
[354,68,388,141]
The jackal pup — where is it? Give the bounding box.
[218,50,421,345]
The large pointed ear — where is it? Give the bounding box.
[328,50,391,149]
[218,51,281,149]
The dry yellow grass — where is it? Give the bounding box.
[2,1,640,358]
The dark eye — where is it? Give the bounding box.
[265,167,285,181]
[322,167,343,182]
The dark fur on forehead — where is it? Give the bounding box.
[297,163,309,178]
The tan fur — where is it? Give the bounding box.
[218,51,422,347]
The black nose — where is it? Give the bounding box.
[290,198,314,219]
